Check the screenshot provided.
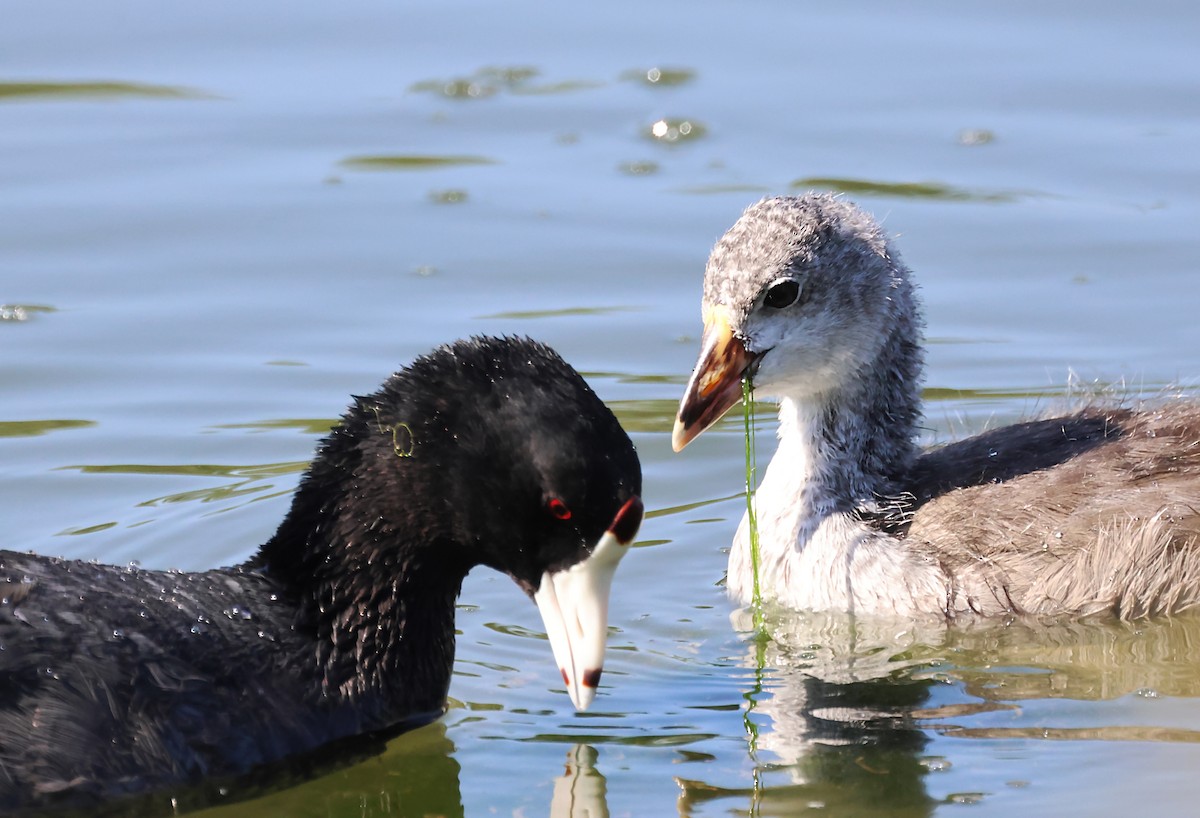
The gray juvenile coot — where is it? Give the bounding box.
[0,336,642,811]
[674,194,1200,619]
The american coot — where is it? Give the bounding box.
[674,194,1200,619]
[0,336,643,812]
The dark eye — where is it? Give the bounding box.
[547,497,573,520]
[763,279,802,310]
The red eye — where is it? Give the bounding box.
[547,497,572,520]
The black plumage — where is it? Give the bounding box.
[0,336,642,813]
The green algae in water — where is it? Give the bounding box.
[741,376,766,633]
[741,375,770,805]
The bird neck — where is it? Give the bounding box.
[304,539,464,719]
[248,428,470,722]
[732,328,925,609]
[774,347,921,514]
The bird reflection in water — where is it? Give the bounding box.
[677,610,1200,817]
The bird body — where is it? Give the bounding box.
[0,555,389,801]
[728,402,1200,619]
[0,337,643,812]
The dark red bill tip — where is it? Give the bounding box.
[581,668,603,689]
[608,496,644,545]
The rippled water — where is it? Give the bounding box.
[4,0,1200,815]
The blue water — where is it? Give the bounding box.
[4,0,1200,815]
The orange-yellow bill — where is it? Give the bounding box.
[672,307,760,452]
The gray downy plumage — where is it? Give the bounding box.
[674,193,1200,620]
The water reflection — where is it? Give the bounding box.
[182,729,612,818]
[693,613,940,817]
[681,610,1200,816]
[790,177,1019,202]
[1,303,56,321]
[621,67,696,88]
[549,745,609,818]
[409,66,602,99]
[186,721,464,818]
[0,419,95,438]
[644,118,707,145]
[476,305,641,320]
[937,614,1200,703]
[60,461,306,512]
[617,160,660,176]
[339,154,497,171]
[0,81,210,102]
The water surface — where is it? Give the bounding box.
[3,0,1200,815]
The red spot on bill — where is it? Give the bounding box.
[608,496,644,545]
[582,668,602,689]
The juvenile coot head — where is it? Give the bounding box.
[673,194,914,451]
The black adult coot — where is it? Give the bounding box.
[0,336,643,812]
[674,194,1200,619]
